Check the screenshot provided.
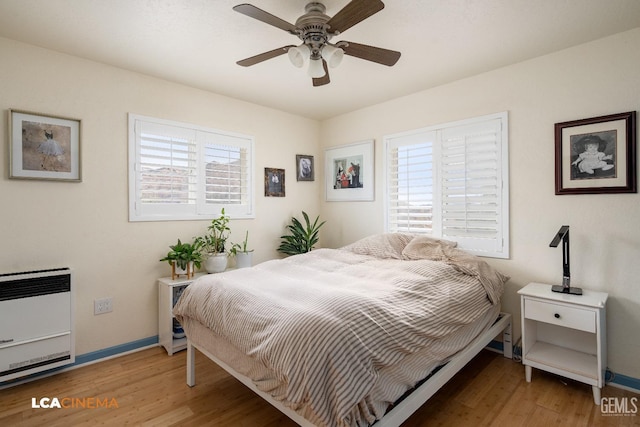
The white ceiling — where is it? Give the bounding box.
[0,0,639,120]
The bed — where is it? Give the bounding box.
[173,233,512,427]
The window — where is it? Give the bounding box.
[128,114,254,221]
[384,112,509,258]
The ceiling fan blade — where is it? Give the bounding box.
[312,60,330,87]
[341,41,401,66]
[236,45,296,67]
[326,0,384,34]
[233,4,298,35]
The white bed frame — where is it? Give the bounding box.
[187,312,512,427]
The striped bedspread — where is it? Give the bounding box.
[173,241,506,427]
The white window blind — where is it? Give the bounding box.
[384,112,509,258]
[199,132,249,209]
[387,132,436,234]
[137,121,197,208]
[129,114,254,221]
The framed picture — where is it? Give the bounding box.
[296,154,314,181]
[325,140,374,201]
[555,111,636,195]
[264,167,285,197]
[9,109,82,182]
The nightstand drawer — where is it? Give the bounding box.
[524,299,596,333]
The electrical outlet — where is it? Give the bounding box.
[94,297,113,315]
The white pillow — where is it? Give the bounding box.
[341,233,415,259]
[401,235,458,261]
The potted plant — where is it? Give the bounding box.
[196,208,230,273]
[230,230,254,268]
[160,239,203,279]
[277,211,325,256]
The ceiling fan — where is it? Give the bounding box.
[233,0,401,86]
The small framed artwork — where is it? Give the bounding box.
[265,167,285,197]
[325,140,374,201]
[9,109,82,182]
[554,111,636,195]
[296,154,314,181]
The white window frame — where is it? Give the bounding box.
[128,114,255,222]
[383,112,509,258]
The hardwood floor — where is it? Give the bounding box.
[1,347,638,426]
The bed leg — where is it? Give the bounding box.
[502,316,513,359]
[187,341,195,387]
[592,386,601,405]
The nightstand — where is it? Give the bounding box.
[518,282,608,404]
[158,273,205,355]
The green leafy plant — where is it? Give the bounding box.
[195,208,230,254]
[277,211,325,256]
[159,239,203,270]
[230,230,253,256]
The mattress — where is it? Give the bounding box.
[174,234,508,427]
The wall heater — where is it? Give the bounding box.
[0,268,75,382]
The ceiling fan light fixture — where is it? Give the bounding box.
[234,1,401,86]
[288,44,310,68]
[307,58,326,78]
[322,44,344,68]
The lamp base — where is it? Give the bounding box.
[551,285,583,295]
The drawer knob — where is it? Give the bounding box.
[554,313,561,319]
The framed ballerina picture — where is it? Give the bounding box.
[9,109,82,182]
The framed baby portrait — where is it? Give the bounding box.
[554,111,636,195]
[9,109,82,182]
[296,154,314,181]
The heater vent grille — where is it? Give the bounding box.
[3,352,71,377]
[0,271,70,301]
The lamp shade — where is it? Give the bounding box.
[307,58,325,78]
[288,44,310,68]
[322,44,344,68]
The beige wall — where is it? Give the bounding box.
[320,28,640,379]
[0,37,321,355]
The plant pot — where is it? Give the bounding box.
[204,253,228,273]
[172,261,194,279]
[235,252,253,269]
